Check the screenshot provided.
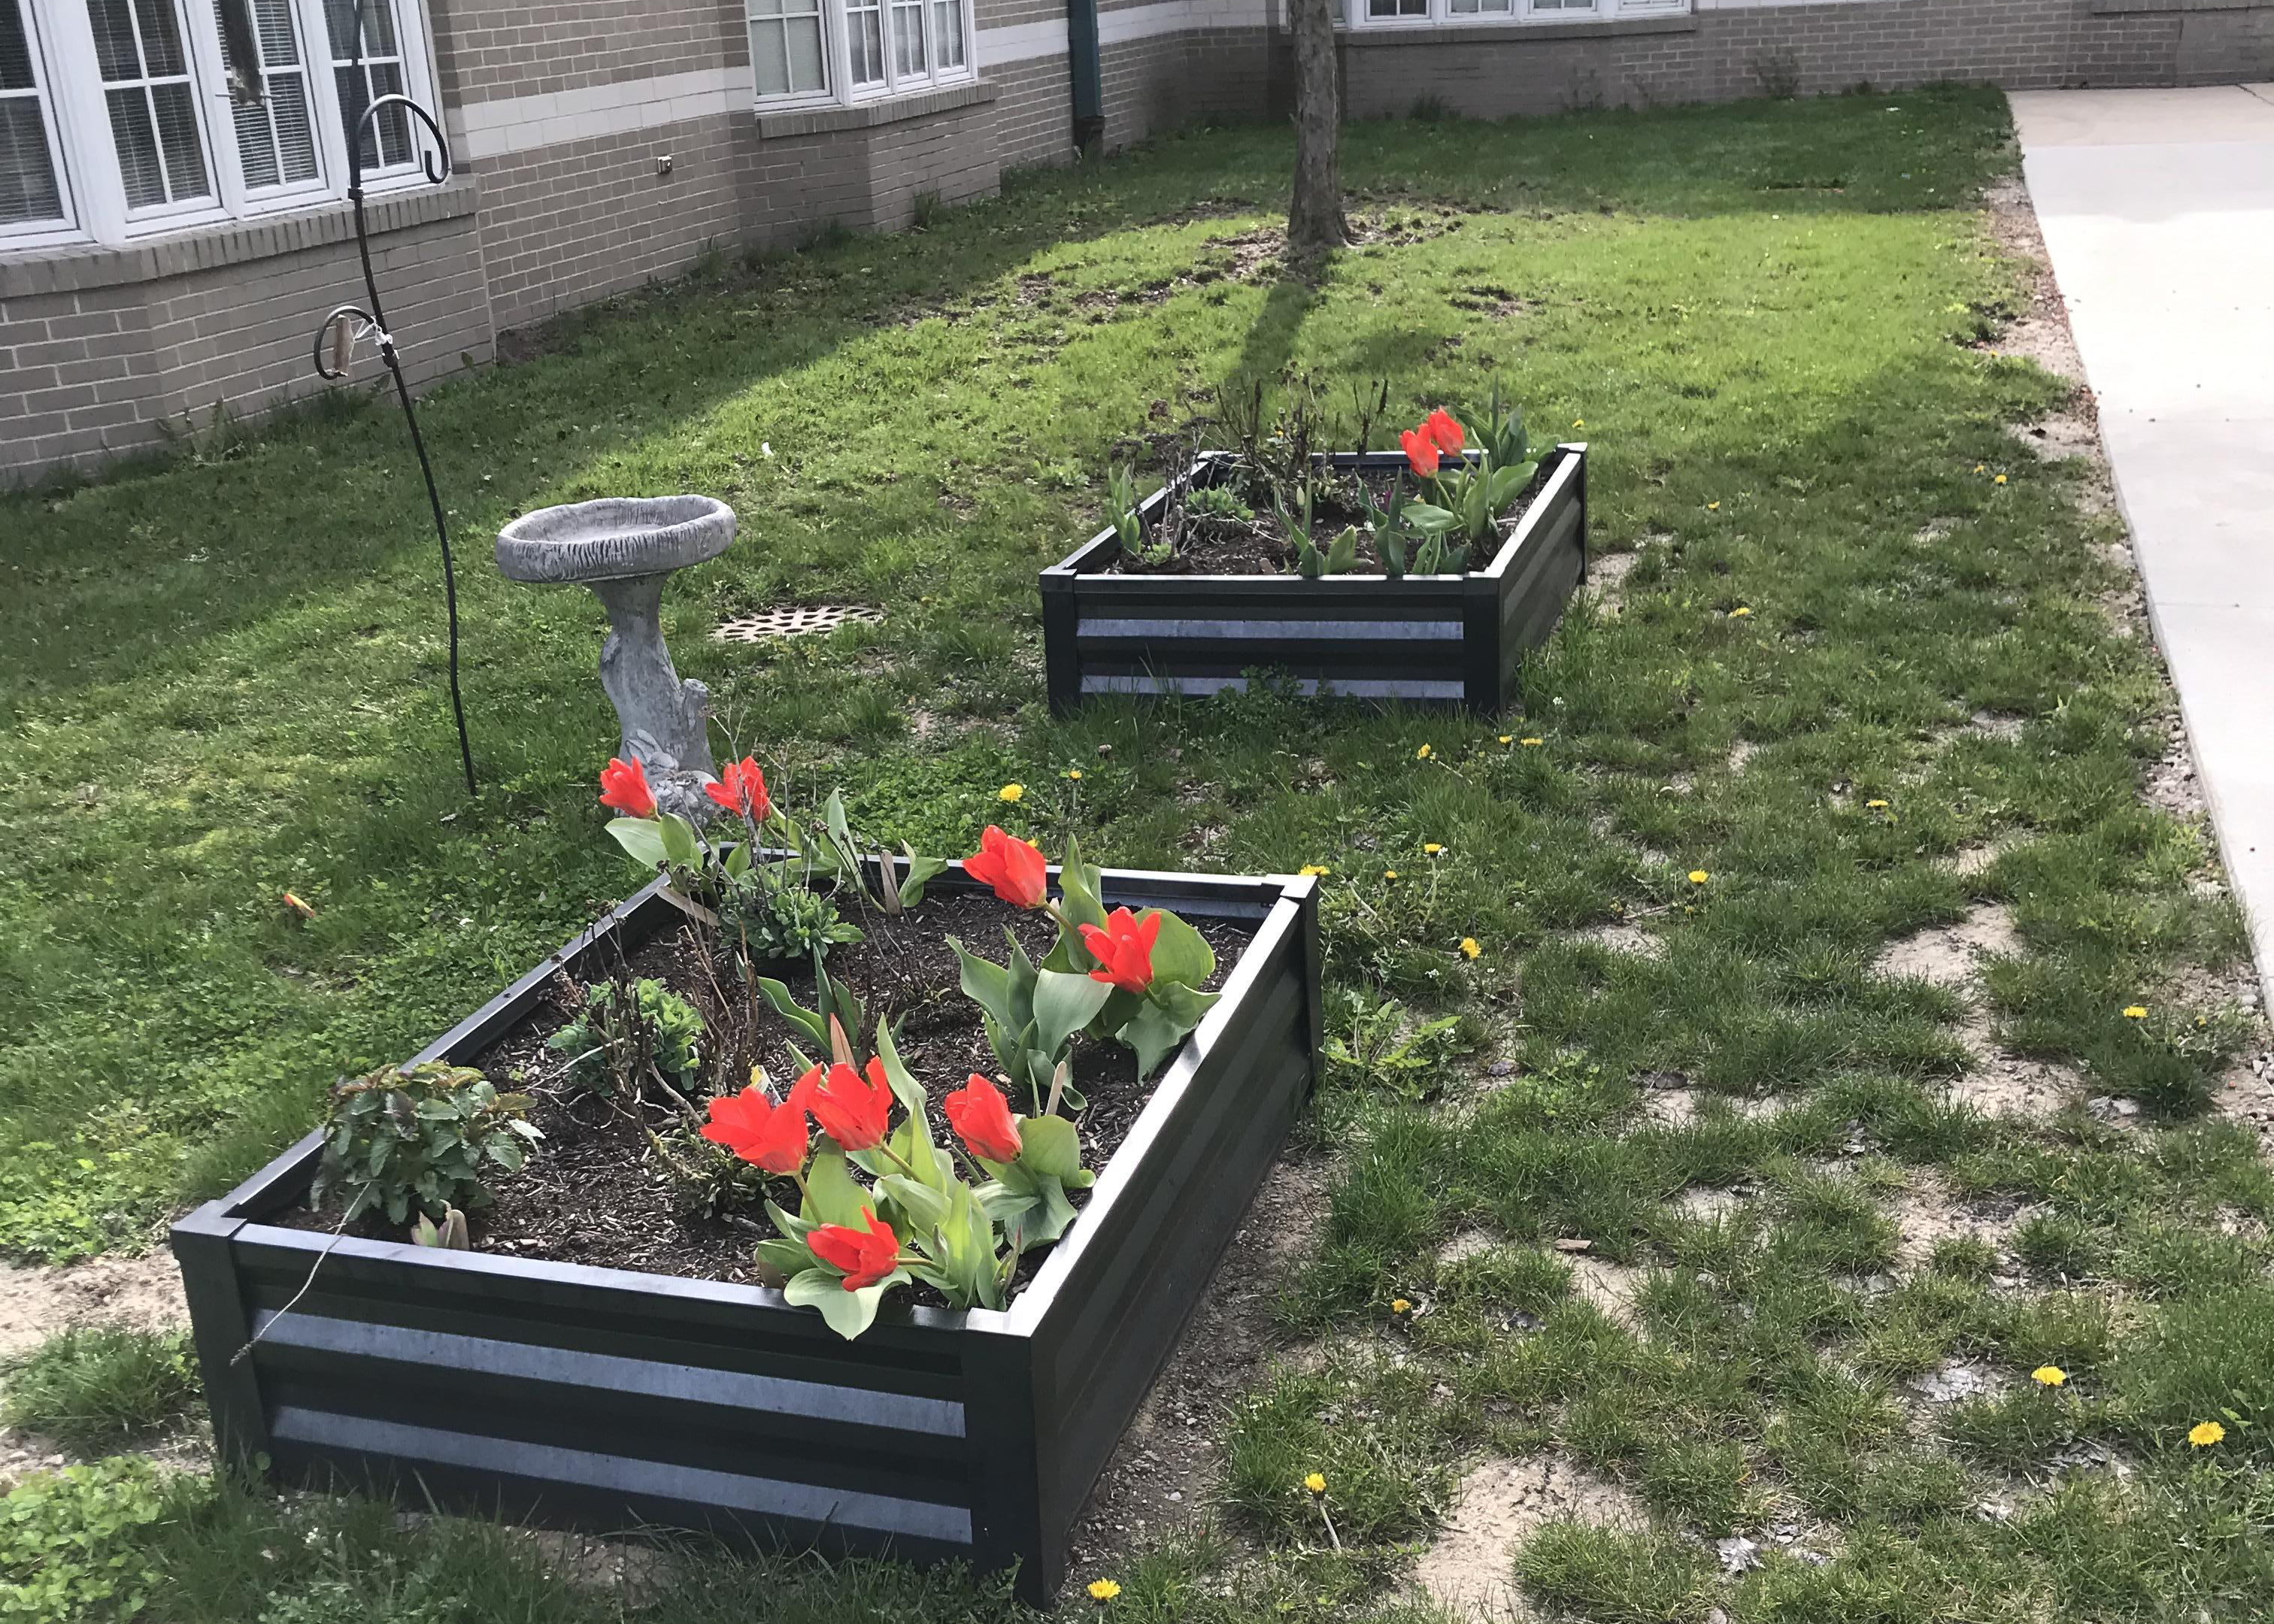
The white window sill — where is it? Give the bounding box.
[1343,10,1694,44]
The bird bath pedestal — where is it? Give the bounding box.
[496,495,735,820]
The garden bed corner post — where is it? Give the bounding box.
[170,1205,271,1471]
[960,1323,1053,1599]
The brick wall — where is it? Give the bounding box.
[2,186,490,477]
[1338,0,2271,122]
[427,0,747,108]
[475,111,747,332]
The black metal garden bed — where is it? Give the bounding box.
[1041,444,1587,714]
[172,860,1321,1602]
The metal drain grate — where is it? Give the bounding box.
[712,604,885,643]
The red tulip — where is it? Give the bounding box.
[944,1074,1023,1164]
[966,825,1048,910]
[699,1085,808,1174]
[1424,409,1466,456]
[789,1057,894,1153]
[599,756,657,819]
[808,1207,901,1291]
[1079,906,1163,995]
[705,756,769,821]
[1399,427,1441,477]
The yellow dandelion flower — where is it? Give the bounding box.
[1299,864,1331,877]
[1689,870,1710,885]
[1303,1472,1327,1495]
[1866,798,1889,809]
[1088,1578,1123,1601]
[2123,1005,2148,1020]
[998,783,1024,804]
[1460,938,1481,960]
[1975,464,1986,474]
[1994,474,2008,486]
[1730,607,1752,618]
[1383,869,1399,880]
[1708,501,1721,511]
[1572,418,1585,429]
[2033,1365,2066,1388]
[1391,1298,1413,1315]
[1066,768,1083,781]
[1499,734,1514,745]
[1520,737,1545,747]
[1424,843,1445,856]
[1415,744,1433,760]
[2189,1420,2226,1448]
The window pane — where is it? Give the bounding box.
[150,79,208,195]
[231,89,276,183]
[270,69,315,176]
[930,0,961,68]
[847,2,882,84]
[106,85,163,205]
[86,0,140,78]
[787,14,821,91]
[323,0,394,57]
[0,98,62,222]
[1,0,36,87]
[750,17,787,95]
[890,0,922,77]
[133,0,187,76]
[369,59,405,162]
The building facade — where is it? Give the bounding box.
[5,0,2271,477]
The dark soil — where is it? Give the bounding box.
[1099,454,1550,577]
[283,891,1252,1297]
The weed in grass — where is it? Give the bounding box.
[1,1328,199,1453]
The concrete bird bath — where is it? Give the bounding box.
[496,495,735,820]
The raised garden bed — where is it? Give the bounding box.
[171,858,1320,1602]
[1040,444,1587,714]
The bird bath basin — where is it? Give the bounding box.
[496,495,735,819]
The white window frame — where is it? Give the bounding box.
[3,0,438,247]
[744,0,974,112]
[1347,0,1686,28]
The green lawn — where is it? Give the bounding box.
[7,88,2272,1622]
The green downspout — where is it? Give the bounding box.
[1069,0,1104,156]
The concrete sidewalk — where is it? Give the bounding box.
[2010,86,2274,1010]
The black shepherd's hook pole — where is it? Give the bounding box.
[310,0,475,795]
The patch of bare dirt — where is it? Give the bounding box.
[0,1254,186,1360]
[1947,835,2027,879]
[1726,739,1758,774]
[1669,1186,1747,1221]
[1887,1172,2027,1276]
[1064,1153,1335,1580]
[1963,710,2027,743]
[2006,415,2100,462]
[1414,1454,1649,1622]
[1874,905,2019,989]
[1982,174,2085,389]
[1570,921,1667,960]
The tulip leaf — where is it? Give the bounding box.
[751,1236,808,1287]
[1033,969,1113,1059]
[605,817,669,870]
[1056,836,1111,938]
[802,1150,870,1229]
[723,842,752,880]
[1144,909,1217,991]
[1117,997,1203,1080]
[879,1173,951,1232]
[898,848,947,907]
[1018,1114,1085,1183]
[948,936,1017,1032]
[756,976,829,1048]
[658,813,700,869]
[765,1198,814,1241]
[786,1267,906,1341]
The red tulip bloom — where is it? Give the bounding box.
[599,756,657,819]
[790,1058,894,1153]
[944,1074,1023,1164]
[705,756,769,821]
[1423,409,1466,456]
[966,825,1048,910]
[1080,906,1163,995]
[808,1207,901,1291]
[699,1085,808,1174]
[1399,426,1442,477]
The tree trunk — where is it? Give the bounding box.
[1287,0,1347,254]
